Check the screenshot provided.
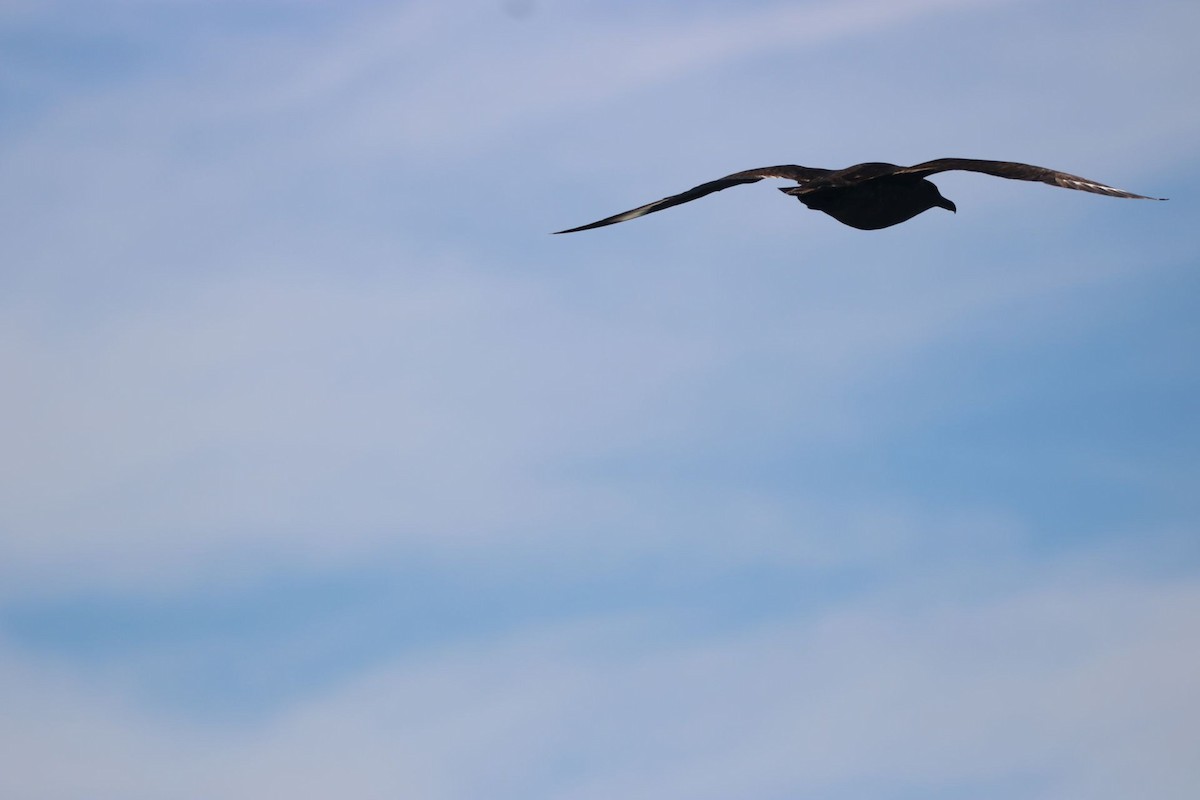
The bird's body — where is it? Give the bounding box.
[783,165,956,230]
[553,158,1164,234]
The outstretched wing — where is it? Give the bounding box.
[898,158,1165,200]
[553,165,830,234]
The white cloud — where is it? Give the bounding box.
[2,0,1040,175]
[195,0,1026,157]
[0,212,1151,592]
[2,565,1197,800]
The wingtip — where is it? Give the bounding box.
[552,221,609,234]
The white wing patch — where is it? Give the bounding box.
[1052,172,1165,200]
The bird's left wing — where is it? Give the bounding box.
[553,165,830,234]
[897,158,1165,200]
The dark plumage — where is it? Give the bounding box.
[553,158,1165,233]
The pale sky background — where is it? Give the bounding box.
[1,1,1198,798]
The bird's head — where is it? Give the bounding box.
[917,179,956,216]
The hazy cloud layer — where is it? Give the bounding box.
[1,1,1197,798]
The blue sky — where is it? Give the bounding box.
[1,0,1198,797]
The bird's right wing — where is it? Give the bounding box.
[898,158,1165,200]
[553,165,830,234]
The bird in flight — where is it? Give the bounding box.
[553,158,1165,233]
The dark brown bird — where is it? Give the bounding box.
[553,158,1164,233]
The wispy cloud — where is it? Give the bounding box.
[0,212,1161,591]
[2,563,1198,800]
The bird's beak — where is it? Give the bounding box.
[939,197,957,214]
